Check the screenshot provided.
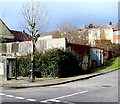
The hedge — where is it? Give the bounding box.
[34,48,81,78]
[17,48,83,78]
[17,57,31,77]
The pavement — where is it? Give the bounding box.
[0,68,119,88]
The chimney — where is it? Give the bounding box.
[109,22,112,25]
[22,30,25,34]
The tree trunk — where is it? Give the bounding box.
[31,39,36,82]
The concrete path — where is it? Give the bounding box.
[0,68,119,88]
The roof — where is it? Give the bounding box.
[0,19,11,32]
[67,43,90,48]
[0,19,31,42]
[96,24,115,30]
[0,19,15,39]
[113,22,120,30]
[88,23,116,30]
[10,30,31,42]
[40,31,61,38]
[67,43,103,50]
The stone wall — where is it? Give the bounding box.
[36,36,66,52]
[17,41,33,56]
[47,38,66,50]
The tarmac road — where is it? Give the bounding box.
[0,69,119,104]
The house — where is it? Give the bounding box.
[0,19,30,43]
[113,22,120,44]
[39,29,89,45]
[88,23,115,46]
[88,22,120,46]
[0,19,15,43]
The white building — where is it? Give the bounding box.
[88,23,115,46]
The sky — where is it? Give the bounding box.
[0,0,119,32]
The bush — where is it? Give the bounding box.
[35,48,81,78]
[17,48,82,78]
[17,57,31,77]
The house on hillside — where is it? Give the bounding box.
[88,22,115,46]
[88,22,120,46]
[0,19,30,43]
[40,29,89,45]
[113,22,120,44]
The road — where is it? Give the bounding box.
[0,70,119,103]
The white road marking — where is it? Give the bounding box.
[41,90,88,103]
[27,99,36,102]
[0,93,6,96]
[54,90,88,100]
[15,97,25,100]
[6,95,14,98]
[49,99,61,102]
[1,92,37,102]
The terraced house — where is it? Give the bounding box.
[88,22,120,46]
[113,22,120,44]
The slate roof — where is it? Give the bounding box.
[10,30,31,42]
[113,22,120,30]
[97,24,116,30]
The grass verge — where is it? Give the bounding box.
[90,56,120,72]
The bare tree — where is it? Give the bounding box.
[20,1,49,82]
[57,22,77,34]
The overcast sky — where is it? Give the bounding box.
[0,0,119,32]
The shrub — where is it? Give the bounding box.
[17,57,31,77]
[17,49,82,78]
[35,48,81,78]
